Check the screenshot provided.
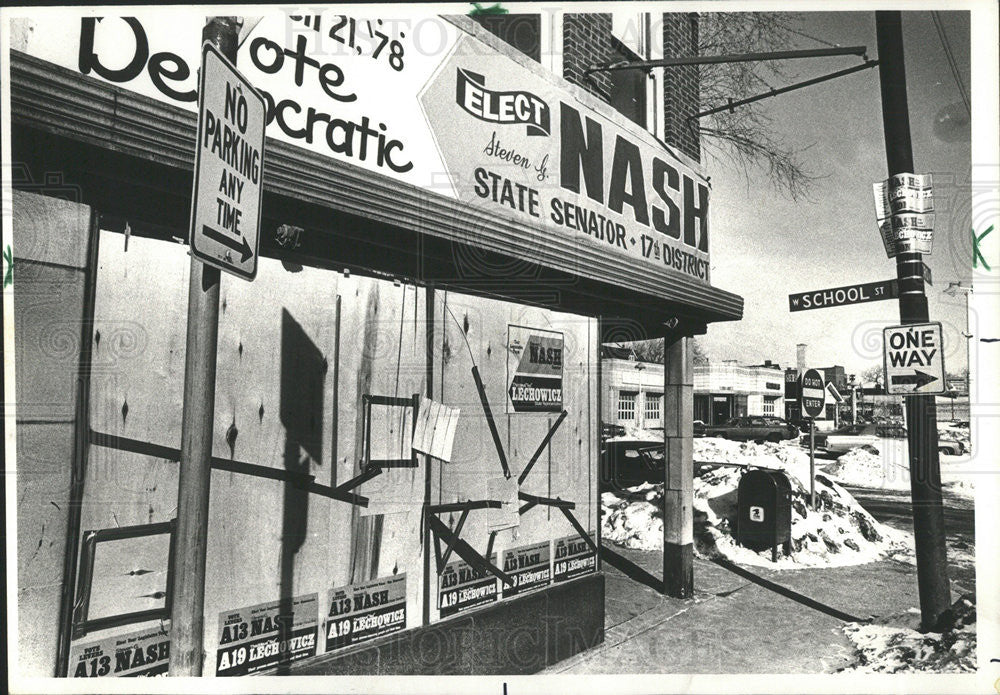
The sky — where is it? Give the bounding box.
[699,11,973,379]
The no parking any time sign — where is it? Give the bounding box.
[189,42,265,280]
[883,322,946,395]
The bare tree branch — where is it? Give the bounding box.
[693,12,829,200]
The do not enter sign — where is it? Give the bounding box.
[799,368,825,419]
[883,322,946,395]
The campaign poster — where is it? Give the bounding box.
[324,573,407,652]
[501,540,551,598]
[215,593,318,676]
[553,533,597,583]
[438,554,499,618]
[507,325,564,413]
[69,624,170,678]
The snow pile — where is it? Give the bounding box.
[839,595,976,673]
[601,485,663,551]
[824,446,975,499]
[824,447,911,491]
[601,438,910,568]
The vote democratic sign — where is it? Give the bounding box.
[190,42,266,280]
[799,369,825,418]
[883,322,946,395]
[788,279,898,312]
[16,11,714,286]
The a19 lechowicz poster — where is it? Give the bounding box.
[438,554,499,618]
[324,574,407,652]
[553,533,597,583]
[501,540,552,598]
[215,594,318,676]
[68,624,171,678]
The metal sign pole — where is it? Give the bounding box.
[875,11,950,631]
[809,419,816,510]
[169,16,241,677]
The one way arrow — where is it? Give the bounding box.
[203,225,253,262]
[890,370,938,389]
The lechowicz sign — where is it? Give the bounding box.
[507,325,564,413]
[14,9,712,284]
[324,574,406,652]
[215,594,318,676]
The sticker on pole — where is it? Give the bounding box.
[799,368,825,419]
[883,322,946,395]
[189,42,265,280]
[872,173,934,258]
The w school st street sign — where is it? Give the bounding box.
[788,279,898,312]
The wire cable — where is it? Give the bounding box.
[931,11,971,116]
[784,25,841,49]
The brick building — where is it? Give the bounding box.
[477,10,703,160]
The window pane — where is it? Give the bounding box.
[618,391,637,420]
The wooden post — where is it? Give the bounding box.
[423,283,434,626]
[662,333,693,597]
[168,16,240,677]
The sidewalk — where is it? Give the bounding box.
[544,546,975,674]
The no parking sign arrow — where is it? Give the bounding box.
[882,322,946,395]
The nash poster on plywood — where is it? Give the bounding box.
[507,325,564,413]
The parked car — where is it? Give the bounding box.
[937,438,967,455]
[703,416,799,442]
[600,422,626,441]
[600,440,664,489]
[806,423,966,456]
[693,420,707,437]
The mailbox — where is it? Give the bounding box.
[737,468,792,562]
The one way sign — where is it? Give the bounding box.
[883,322,946,395]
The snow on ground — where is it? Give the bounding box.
[822,444,975,499]
[838,595,976,673]
[601,437,911,569]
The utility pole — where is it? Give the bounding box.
[169,16,242,677]
[875,11,951,631]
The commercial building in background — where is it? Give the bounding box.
[693,360,785,425]
[7,8,743,678]
[601,346,665,430]
[601,355,784,429]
